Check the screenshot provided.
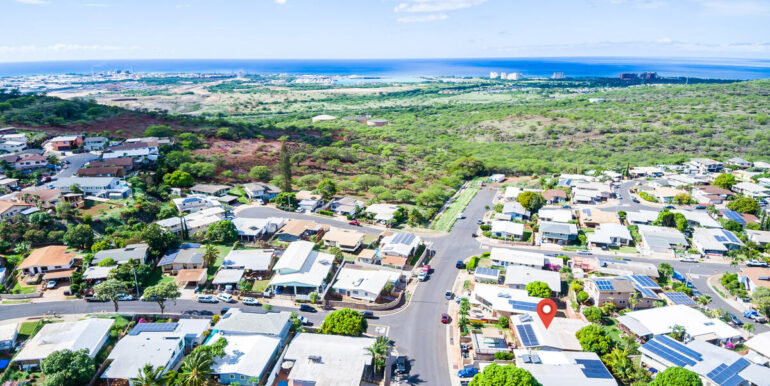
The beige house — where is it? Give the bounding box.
[17,246,75,276]
[584,277,653,309]
[322,228,364,252]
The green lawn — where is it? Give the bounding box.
[251,279,270,293]
[18,321,44,337]
[207,244,233,280]
[430,178,482,232]
[12,283,36,294]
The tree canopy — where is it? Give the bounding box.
[41,349,96,386]
[727,197,760,215]
[205,220,238,243]
[713,173,737,190]
[319,308,368,336]
[517,191,546,212]
[162,170,194,188]
[525,281,552,298]
[649,366,702,386]
[468,363,541,386]
[576,325,615,356]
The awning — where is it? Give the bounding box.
[174,269,207,285]
[42,268,77,280]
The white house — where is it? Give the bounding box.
[511,314,587,351]
[83,137,108,151]
[366,203,400,223]
[514,349,617,386]
[279,333,375,386]
[692,228,744,257]
[269,241,334,296]
[231,217,285,241]
[156,207,226,235]
[617,305,741,342]
[379,232,422,259]
[242,182,281,201]
[733,182,770,198]
[689,158,723,173]
[472,283,544,317]
[322,228,364,252]
[0,323,18,351]
[173,195,222,213]
[490,220,525,239]
[586,223,633,248]
[504,265,561,294]
[537,207,573,223]
[490,248,552,269]
[13,318,114,369]
[626,210,660,225]
[501,201,530,220]
[332,266,400,302]
[50,176,130,199]
[503,186,521,201]
[329,196,365,215]
[637,225,688,257]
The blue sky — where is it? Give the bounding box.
[1,0,769,62]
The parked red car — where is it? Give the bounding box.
[441,313,451,324]
[349,220,361,226]
[422,265,431,274]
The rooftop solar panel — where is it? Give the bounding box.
[722,230,740,244]
[715,235,728,242]
[664,292,696,306]
[708,358,750,385]
[636,286,659,299]
[129,322,178,335]
[510,300,538,312]
[595,280,614,291]
[722,210,746,225]
[656,335,702,360]
[574,359,613,379]
[630,274,661,289]
[643,340,697,367]
[516,324,539,347]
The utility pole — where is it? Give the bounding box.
[132,267,140,297]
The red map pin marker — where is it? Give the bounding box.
[537,299,557,329]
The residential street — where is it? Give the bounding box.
[0,183,764,385]
[54,153,98,178]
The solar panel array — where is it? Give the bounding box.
[664,292,696,306]
[706,358,750,386]
[722,230,741,243]
[641,335,702,367]
[129,322,178,335]
[629,274,661,289]
[635,285,659,299]
[715,235,729,242]
[509,300,538,312]
[722,210,746,225]
[595,280,614,291]
[516,324,539,346]
[475,267,499,277]
[574,359,614,379]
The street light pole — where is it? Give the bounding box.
[132,267,140,297]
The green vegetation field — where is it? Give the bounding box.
[430,179,482,232]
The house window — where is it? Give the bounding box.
[230,375,235,379]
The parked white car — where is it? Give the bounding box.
[216,293,235,303]
[197,295,217,303]
[242,297,260,306]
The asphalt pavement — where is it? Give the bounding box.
[54,153,98,178]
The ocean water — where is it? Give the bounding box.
[1,57,769,80]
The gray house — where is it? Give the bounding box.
[92,243,149,265]
[540,221,578,245]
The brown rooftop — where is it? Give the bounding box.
[697,185,734,195]
[741,267,770,289]
[543,189,568,201]
[279,219,327,237]
[18,246,75,270]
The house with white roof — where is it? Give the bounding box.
[269,240,334,296]
[490,248,548,269]
[332,266,401,302]
[50,176,130,199]
[626,210,660,225]
[322,228,364,252]
[231,216,285,241]
[511,313,587,351]
[637,224,688,257]
[727,157,753,168]
[173,194,222,213]
[673,209,723,229]
[629,166,664,178]
[490,220,525,239]
[654,186,687,204]
[365,203,400,223]
[278,333,375,386]
[557,174,594,187]
[733,182,770,198]
[617,305,741,343]
[504,265,562,294]
[13,318,114,369]
[83,136,108,151]
[692,228,744,257]
[242,182,280,201]
[641,335,769,386]
[539,221,578,245]
[513,349,616,386]
[311,114,337,123]
[156,207,226,235]
[328,196,365,216]
[221,249,273,274]
[472,283,545,318]
[103,319,210,381]
[501,201,530,220]
[208,309,292,385]
[689,158,724,173]
[745,331,770,363]
[537,207,573,223]
[746,230,770,247]
[572,182,612,204]
[379,232,422,260]
[502,186,521,201]
[587,223,633,248]
[0,323,18,352]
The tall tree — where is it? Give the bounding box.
[94,279,129,312]
[202,244,219,267]
[367,336,390,374]
[279,141,292,192]
[41,349,96,386]
[142,281,181,315]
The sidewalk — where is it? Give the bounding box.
[445,269,472,386]
[707,274,751,313]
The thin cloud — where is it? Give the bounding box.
[496,39,770,55]
[275,0,287,4]
[394,0,486,13]
[15,0,50,4]
[695,0,770,16]
[397,13,449,22]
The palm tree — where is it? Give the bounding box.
[603,348,634,385]
[178,350,214,386]
[366,336,390,374]
[202,244,219,267]
[744,323,756,334]
[132,364,167,386]
[670,325,687,342]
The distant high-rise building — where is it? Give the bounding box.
[551,72,565,80]
[500,72,507,79]
[641,72,658,80]
[507,73,524,80]
[490,72,499,79]
[619,73,638,80]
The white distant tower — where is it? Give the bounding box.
[500,72,507,79]
[551,72,565,80]
[490,71,499,79]
[508,73,524,80]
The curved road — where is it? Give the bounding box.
[1,183,764,385]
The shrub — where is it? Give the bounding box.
[494,351,514,360]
